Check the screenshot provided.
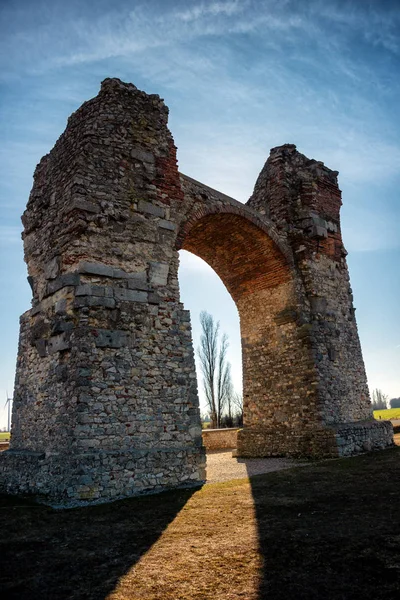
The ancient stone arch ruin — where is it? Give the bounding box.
[0,78,392,505]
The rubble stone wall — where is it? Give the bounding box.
[247,145,372,426]
[2,79,206,505]
[0,79,392,506]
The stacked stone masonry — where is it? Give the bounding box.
[0,79,393,506]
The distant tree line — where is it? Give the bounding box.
[371,389,400,410]
[389,397,400,409]
[197,311,243,429]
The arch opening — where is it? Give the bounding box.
[178,248,243,427]
[179,212,292,303]
[178,212,311,433]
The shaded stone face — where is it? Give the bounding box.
[0,79,393,506]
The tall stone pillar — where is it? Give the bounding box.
[0,79,205,505]
[237,144,393,457]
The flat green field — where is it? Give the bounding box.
[0,432,10,441]
[373,408,400,420]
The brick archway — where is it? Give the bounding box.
[176,191,293,269]
[0,78,393,506]
[178,208,302,433]
[179,210,292,301]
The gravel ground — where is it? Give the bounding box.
[205,449,307,483]
[206,434,400,483]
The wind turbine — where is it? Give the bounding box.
[4,392,12,433]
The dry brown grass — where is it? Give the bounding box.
[108,481,262,600]
[2,445,400,599]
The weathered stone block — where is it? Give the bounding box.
[34,339,47,357]
[297,323,313,339]
[328,346,337,361]
[311,224,328,238]
[131,146,155,164]
[55,365,68,382]
[75,284,105,296]
[74,296,116,309]
[148,292,160,305]
[44,256,60,280]
[48,333,71,354]
[55,298,67,315]
[51,320,74,335]
[137,200,165,218]
[310,296,327,314]
[274,307,298,325]
[149,262,169,286]
[64,199,100,214]
[113,288,148,303]
[93,329,134,348]
[158,219,176,231]
[78,261,115,277]
[46,272,80,295]
[127,272,149,291]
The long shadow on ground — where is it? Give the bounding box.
[248,446,400,599]
[2,449,400,599]
[0,486,198,600]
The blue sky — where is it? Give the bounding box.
[1,0,399,427]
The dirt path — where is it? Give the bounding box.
[207,433,400,483]
[206,449,306,483]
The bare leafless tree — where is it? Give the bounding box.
[232,391,243,426]
[371,388,388,410]
[198,311,233,428]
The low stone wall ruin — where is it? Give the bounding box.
[237,420,394,458]
[202,428,240,451]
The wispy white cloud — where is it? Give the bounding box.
[1,0,398,79]
[174,0,247,22]
[326,141,400,184]
[315,1,400,54]
[1,0,399,252]
[0,1,317,73]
